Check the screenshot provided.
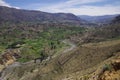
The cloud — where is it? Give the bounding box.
[63,5,120,16]
[37,0,120,16]
[0,0,119,15]
[0,0,11,7]
[41,0,106,9]
[0,0,20,9]
[66,0,105,5]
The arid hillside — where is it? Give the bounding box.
[0,5,120,80]
[1,39,120,80]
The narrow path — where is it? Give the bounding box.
[62,40,76,53]
[51,39,76,58]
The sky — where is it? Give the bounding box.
[0,0,120,16]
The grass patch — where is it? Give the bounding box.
[0,26,85,62]
[17,58,31,63]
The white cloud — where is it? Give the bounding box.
[13,6,20,9]
[0,0,20,9]
[63,5,120,16]
[37,0,120,16]
[0,0,11,7]
[66,0,105,5]
[0,0,119,16]
[37,0,106,11]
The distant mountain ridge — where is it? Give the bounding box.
[0,6,81,24]
[78,14,119,24]
[112,15,120,23]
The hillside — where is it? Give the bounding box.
[112,15,120,24]
[91,15,120,39]
[0,5,120,80]
[0,6,86,56]
[1,39,120,80]
[0,6,81,24]
[70,15,120,43]
[78,15,118,25]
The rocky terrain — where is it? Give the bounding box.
[0,6,120,80]
[0,39,120,80]
[0,49,21,72]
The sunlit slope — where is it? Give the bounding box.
[1,39,120,80]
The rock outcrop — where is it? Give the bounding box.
[0,49,21,72]
[89,54,120,80]
[99,57,120,80]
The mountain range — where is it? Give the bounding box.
[0,6,119,25]
[0,6,120,80]
[78,15,119,25]
[0,6,81,24]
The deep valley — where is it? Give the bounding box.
[0,6,120,80]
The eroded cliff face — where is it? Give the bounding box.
[99,57,120,80]
[0,49,21,72]
[89,53,120,80]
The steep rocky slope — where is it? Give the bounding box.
[1,39,120,80]
[89,52,120,80]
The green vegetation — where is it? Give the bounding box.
[0,23,85,62]
[17,58,31,63]
[102,64,112,71]
[0,46,6,53]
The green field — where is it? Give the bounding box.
[0,25,85,62]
